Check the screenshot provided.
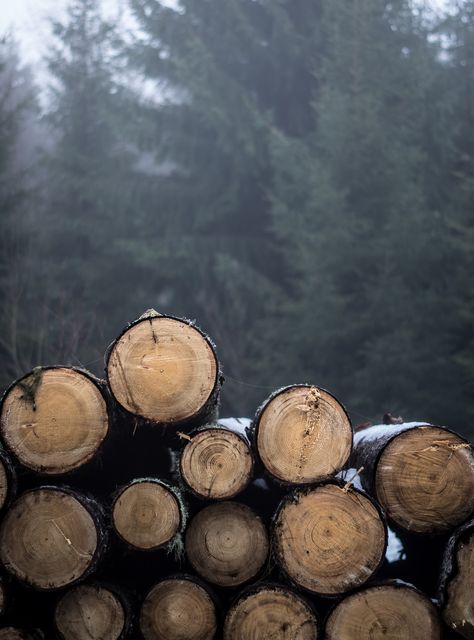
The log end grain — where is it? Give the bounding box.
[185,502,269,587]
[375,427,474,533]
[55,584,127,640]
[325,583,441,640]
[112,480,182,550]
[180,428,253,499]
[0,488,102,590]
[140,578,217,640]
[106,316,218,424]
[255,385,352,484]
[223,585,318,640]
[273,483,386,595]
[0,367,108,474]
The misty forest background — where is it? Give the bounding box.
[0,0,473,439]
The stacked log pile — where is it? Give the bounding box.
[0,310,472,639]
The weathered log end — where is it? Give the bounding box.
[255,385,352,484]
[273,483,386,595]
[140,577,217,640]
[223,584,318,639]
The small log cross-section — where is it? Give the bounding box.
[180,427,253,499]
[254,385,352,484]
[112,479,183,550]
[140,577,217,640]
[273,483,386,596]
[106,315,219,425]
[0,367,108,474]
[55,584,128,640]
[325,583,441,640]
[185,501,269,587]
[352,423,474,534]
[439,518,474,639]
[223,584,319,640]
[0,487,104,590]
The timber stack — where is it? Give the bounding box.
[0,309,472,639]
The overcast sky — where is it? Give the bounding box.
[0,0,452,67]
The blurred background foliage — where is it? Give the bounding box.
[0,0,473,438]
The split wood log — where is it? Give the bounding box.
[112,479,185,551]
[185,501,269,587]
[253,385,352,484]
[325,582,441,639]
[0,448,15,511]
[54,583,130,640]
[273,482,386,596]
[223,584,319,640]
[180,425,253,500]
[350,422,474,534]
[0,487,106,590]
[0,367,108,474]
[106,312,220,425]
[439,518,474,639]
[140,576,217,640]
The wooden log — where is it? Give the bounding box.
[0,367,109,474]
[185,501,269,587]
[112,479,185,551]
[179,425,253,500]
[273,482,386,596]
[223,583,319,639]
[140,576,217,640]
[253,385,352,484]
[439,518,474,639]
[325,582,441,639]
[54,583,130,640]
[350,422,474,534]
[0,487,106,590]
[106,312,221,426]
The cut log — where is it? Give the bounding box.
[180,426,253,499]
[140,576,217,640]
[55,583,129,640]
[106,313,220,425]
[0,449,15,511]
[254,385,352,484]
[223,584,319,640]
[273,483,386,595]
[0,367,109,474]
[185,501,269,587]
[325,582,441,639]
[439,518,474,639]
[0,487,105,590]
[112,479,184,550]
[351,423,474,534]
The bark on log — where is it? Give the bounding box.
[54,583,130,640]
[325,582,441,639]
[273,482,387,596]
[0,448,15,511]
[185,501,269,587]
[350,422,474,534]
[140,576,217,640]
[179,424,254,500]
[0,486,106,590]
[253,385,352,484]
[112,478,185,551]
[106,312,221,426]
[0,367,109,474]
[439,518,474,639]
[223,583,319,640]
[0,629,43,640]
